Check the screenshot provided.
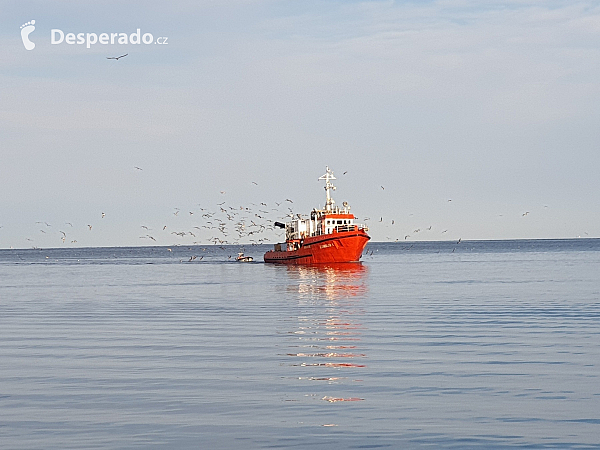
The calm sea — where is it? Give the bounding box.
[1,240,599,449]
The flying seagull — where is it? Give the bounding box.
[107,53,128,60]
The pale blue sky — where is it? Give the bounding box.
[2,1,599,248]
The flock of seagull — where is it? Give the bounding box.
[14,179,312,250]
[11,202,538,252]
[3,166,548,250]
[136,199,287,246]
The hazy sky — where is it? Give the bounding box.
[2,1,599,248]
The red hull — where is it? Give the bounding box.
[264,230,370,264]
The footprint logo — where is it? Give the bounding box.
[20,20,36,50]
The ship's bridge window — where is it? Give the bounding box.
[337,220,342,224]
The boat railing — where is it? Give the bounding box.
[334,224,368,233]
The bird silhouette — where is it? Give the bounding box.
[107,53,128,60]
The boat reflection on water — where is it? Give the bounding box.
[287,262,368,301]
[280,262,369,412]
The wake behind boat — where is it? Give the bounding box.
[264,167,370,264]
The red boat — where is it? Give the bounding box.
[264,167,370,264]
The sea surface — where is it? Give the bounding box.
[1,239,599,449]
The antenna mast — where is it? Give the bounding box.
[318,166,336,211]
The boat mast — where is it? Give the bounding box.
[318,166,336,211]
